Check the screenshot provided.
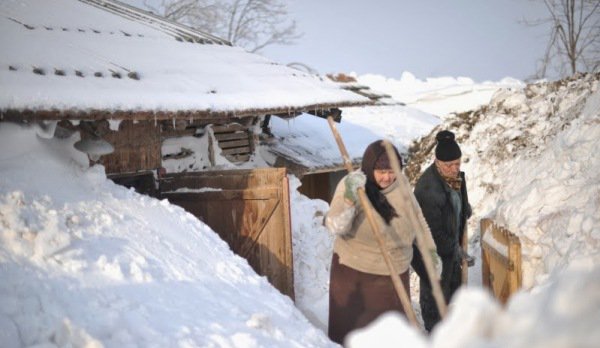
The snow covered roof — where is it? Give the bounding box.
[263,104,440,175]
[0,0,369,121]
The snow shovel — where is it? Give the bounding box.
[327,116,420,329]
[382,141,448,319]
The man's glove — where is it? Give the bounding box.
[344,170,366,204]
[430,249,442,278]
[459,248,475,267]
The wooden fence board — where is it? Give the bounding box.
[480,218,522,304]
[214,131,249,141]
[219,139,251,149]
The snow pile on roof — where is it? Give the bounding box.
[0,123,335,347]
[0,0,367,114]
[354,71,524,118]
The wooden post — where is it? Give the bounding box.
[480,219,492,289]
[326,117,420,329]
[382,141,448,318]
[508,233,522,295]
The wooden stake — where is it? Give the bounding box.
[382,141,448,319]
[326,117,420,328]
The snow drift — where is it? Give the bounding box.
[0,123,334,347]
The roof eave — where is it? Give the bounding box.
[0,100,372,122]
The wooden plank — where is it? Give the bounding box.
[239,198,280,257]
[162,188,279,201]
[161,168,279,191]
[480,218,492,288]
[212,123,247,133]
[509,236,522,294]
[88,120,161,174]
[161,128,197,138]
[219,139,250,149]
[280,174,294,299]
[480,218,522,304]
[208,130,216,166]
[221,147,251,156]
[225,154,251,163]
[482,243,510,265]
[214,131,248,141]
[492,225,509,245]
[3,101,372,123]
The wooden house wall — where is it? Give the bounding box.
[87,120,161,175]
[299,169,346,203]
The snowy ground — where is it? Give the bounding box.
[2,73,599,347]
[0,123,335,347]
[343,73,600,347]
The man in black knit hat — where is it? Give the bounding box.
[412,130,472,332]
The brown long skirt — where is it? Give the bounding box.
[328,253,410,345]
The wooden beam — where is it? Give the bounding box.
[1,100,371,122]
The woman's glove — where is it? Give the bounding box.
[344,170,366,204]
[430,249,442,278]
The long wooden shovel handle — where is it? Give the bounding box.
[383,141,448,318]
[327,117,420,328]
[461,226,469,284]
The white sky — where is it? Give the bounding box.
[262,0,551,82]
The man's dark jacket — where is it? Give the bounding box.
[411,163,471,331]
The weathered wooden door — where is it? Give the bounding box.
[160,168,294,299]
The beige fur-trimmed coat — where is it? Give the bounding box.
[325,176,436,275]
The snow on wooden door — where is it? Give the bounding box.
[480,218,522,304]
[160,168,294,299]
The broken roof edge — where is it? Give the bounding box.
[0,100,372,122]
[80,0,232,46]
[268,151,361,177]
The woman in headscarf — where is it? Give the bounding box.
[325,140,438,345]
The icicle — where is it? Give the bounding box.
[172,117,176,129]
